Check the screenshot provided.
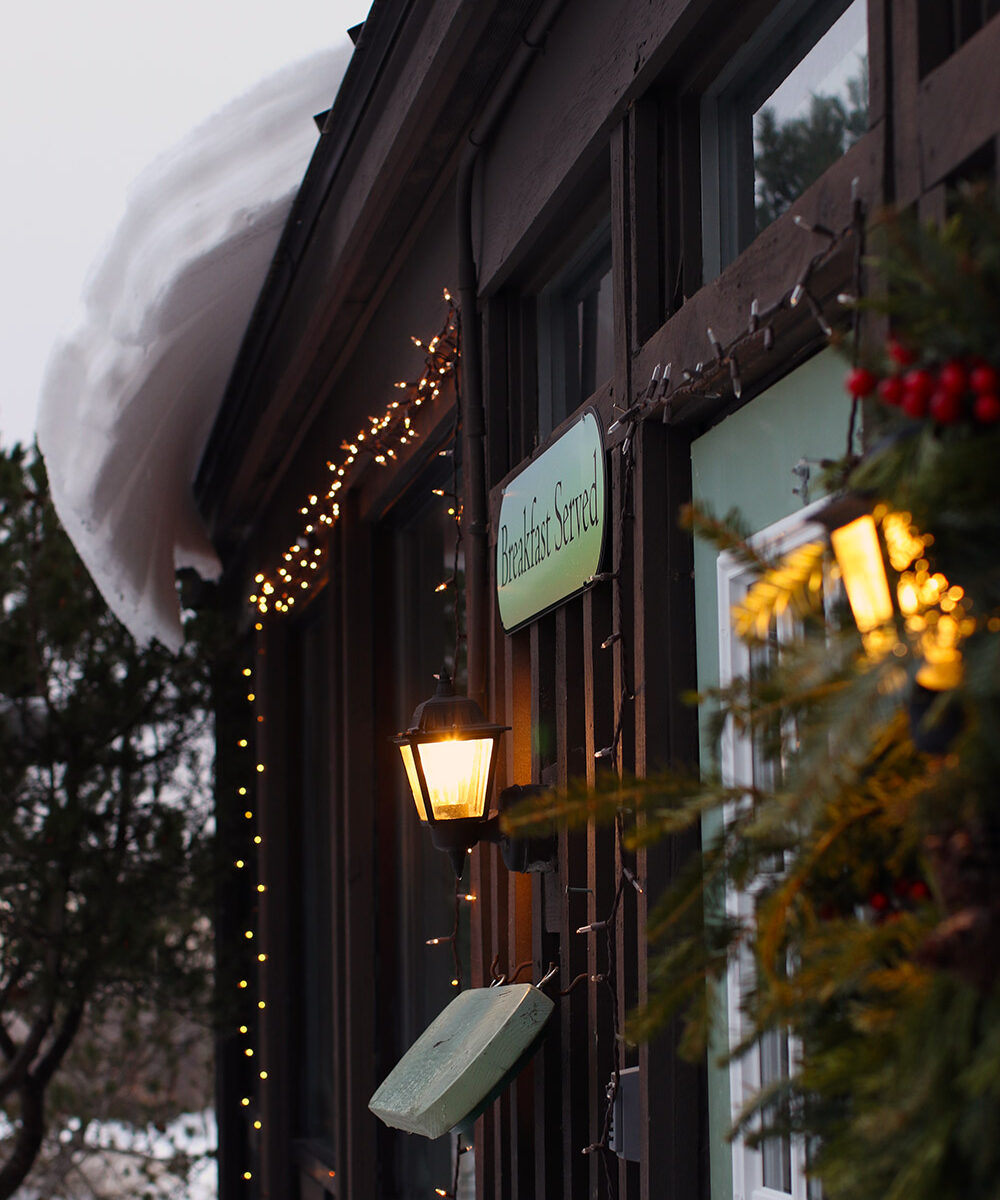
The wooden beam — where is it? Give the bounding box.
[336,496,378,1199]
[919,11,1000,189]
[633,129,883,424]
[478,0,721,293]
[892,0,924,204]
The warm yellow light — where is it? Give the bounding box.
[416,737,494,821]
[254,1120,262,1130]
[917,615,964,690]
[830,515,894,648]
[239,1025,248,1034]
[399,744,428,821]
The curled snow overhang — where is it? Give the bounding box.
[37,46,352,653]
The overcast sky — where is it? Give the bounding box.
[1,0,365,450]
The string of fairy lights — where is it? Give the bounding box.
[575,408,644,1194]
[231,294,466,1196]
[611,182,867,455]
[248,290,460,617]
[233,623,267,1192]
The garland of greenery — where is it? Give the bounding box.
[507,188,1000,1200]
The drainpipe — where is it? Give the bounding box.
[457,0,568,714]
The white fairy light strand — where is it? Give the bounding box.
[249,291,460,616]
[607,186,865,436]
[233,625,281,1190]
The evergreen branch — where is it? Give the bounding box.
[732,540,826,640]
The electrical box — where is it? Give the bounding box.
[609,1066,640,1162]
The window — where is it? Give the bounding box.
[702,0,868,278]
[717,503,831,1200]
[378,458,475,1196]
[291,610,336,1146]
[918,0,1000,76]
[536,221,614,438]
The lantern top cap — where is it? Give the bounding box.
[402,669,508,737]
[813,491,875,534]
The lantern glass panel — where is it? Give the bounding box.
[416,736,495,822]
[399,743,428,822]
[830,514,893,635]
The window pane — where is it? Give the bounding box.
[760,1028,793,1193]
[753,1,868,232]
[536,224,613,437]
[577,266,614,403]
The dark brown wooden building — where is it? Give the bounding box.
[196,1,1000,1197]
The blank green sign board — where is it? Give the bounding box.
[368,983,554,1139]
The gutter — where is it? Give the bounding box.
[457,0,569,714]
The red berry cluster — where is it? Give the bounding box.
[869,877,931,919]
[816,876,932,923]
[845,339,1000,427]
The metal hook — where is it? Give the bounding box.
[507,960,534,984]
[535,962,559,989]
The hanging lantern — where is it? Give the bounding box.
[393,672,509,875]
[817,495,969,751]
[816,495,897,659]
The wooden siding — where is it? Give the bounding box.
[208,4,1000,1199]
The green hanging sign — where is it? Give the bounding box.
[496,409,607,632]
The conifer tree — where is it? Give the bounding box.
[0,444,215,1199]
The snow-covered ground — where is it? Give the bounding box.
[38,47,351,652]
[4,1108,217,1199]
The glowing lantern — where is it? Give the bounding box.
[818,495,968,751]
[393,673,508,875]
[829,511,895,656]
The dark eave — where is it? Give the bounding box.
[195,0,542,562]
[193,0,416,534]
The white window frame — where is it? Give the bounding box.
[717,500,829,1200]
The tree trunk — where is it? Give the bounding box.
[0,1076,46,1200]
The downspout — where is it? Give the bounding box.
[458,0,569,714]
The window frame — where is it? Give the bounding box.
[717,500,831,1200]
[535,218,614,439]
[700,0,863,279]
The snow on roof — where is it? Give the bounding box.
[38,47,352,652]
